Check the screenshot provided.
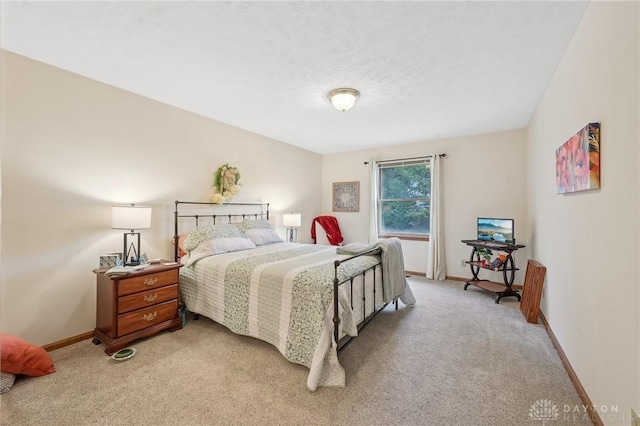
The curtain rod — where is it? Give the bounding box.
[363,153,446,165]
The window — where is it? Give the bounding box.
[377,158,431,240]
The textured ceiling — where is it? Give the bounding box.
[1,1,589,154]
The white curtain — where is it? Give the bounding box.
[426,154,446,280]
[368,161,379,243]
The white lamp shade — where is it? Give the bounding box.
[111,205,152,230]
[282,213,301,228]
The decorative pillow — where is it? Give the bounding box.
[234,219,273,231]
[183,224,249,252]
[171,233,188,258]
[0,372,15,394]
[0,333,56,377]
[245,228,283,246]
[185,237,256,267]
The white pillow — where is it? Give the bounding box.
[245,228,283,246]
[185,237,256,267]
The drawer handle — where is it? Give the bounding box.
[144,277,158,286]
[143,312,157,322]
[143,294,158,302]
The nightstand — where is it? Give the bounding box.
[92,261,183,355]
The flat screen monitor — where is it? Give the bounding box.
[477,217,515,244]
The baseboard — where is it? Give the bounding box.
[539,311,603,426]
[405,270,426,277]
[446,275,467,282]
[43,331,93,352]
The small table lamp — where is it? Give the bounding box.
[111,204,152,265]
[282,213,301,243]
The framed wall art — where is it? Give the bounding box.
[332,181,360,212]
[556,122,600,194]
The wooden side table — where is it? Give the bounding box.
[92,261,183,355]
[461,240,526,303]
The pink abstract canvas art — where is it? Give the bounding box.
[556,123,600,194]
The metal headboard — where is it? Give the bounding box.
[173,200,270,262]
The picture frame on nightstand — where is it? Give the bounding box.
[99,253,122,269]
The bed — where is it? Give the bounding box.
[174,201,415,390]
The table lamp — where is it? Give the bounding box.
[111,204,152,265]
[282,212,301,243]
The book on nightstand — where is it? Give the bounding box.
[104,264,148,277]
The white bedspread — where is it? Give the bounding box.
[337,238,416,305]
[180,242,402,390]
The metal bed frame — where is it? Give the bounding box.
[173,200,395,353]
[173,200,270,262]
[332,248,398,352]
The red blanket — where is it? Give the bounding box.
[311,216,344,245]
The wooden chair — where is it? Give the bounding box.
[520,260,547,324]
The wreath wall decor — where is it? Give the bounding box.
[211,163,241,204]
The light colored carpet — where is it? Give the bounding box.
[0,278,592,425]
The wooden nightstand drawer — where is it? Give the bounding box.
[117,300,178,336]
[118,270,178,296]
[118,284,179,314]
[93,261,183,355]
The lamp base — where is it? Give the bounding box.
[123,233,141,267]
[286,228,298,243]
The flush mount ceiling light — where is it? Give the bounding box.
[327,88,360,112]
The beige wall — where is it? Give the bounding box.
[527,1,640,423]
[321,128,528,278]
[0,51,322,345]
